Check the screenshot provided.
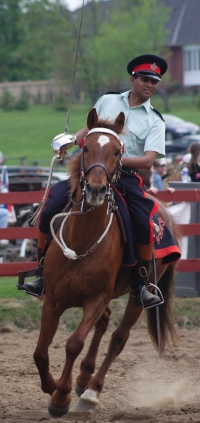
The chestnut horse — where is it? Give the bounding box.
[33,108,181,417]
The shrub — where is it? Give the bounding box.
[33,89,42,105]
[15,87,30,111]
[0,88,15,111]
[53,88,67,111]
[196,93,200,109]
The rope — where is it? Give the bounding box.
[29,155,57,226]
[50,211,114,260]
[31,0,85,226]
[65,0,85,133]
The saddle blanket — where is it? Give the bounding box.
[114,190,181,267]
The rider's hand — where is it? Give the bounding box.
[51,133,77,161]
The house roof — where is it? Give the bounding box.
[163,0,200,46]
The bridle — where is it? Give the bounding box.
[50,127,125,260]
[71,127,125,213]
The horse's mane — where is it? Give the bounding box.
[68,117,124,193]
[90,117,124,135]
[68,152,82,193]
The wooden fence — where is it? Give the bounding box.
[0,189,200,276]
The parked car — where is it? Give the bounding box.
[165,134,200,154]
[0,165,68,220]
[163,114,200,141]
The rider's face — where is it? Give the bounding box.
[130,75,158,101]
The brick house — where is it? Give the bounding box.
[163,0,200,87]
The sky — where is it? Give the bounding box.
[66,0,87,11]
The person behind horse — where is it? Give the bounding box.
[21,53,168,308]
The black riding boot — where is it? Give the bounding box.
[22,247,45,296]
[131,260,161,308]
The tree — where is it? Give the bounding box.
[76,0,170,104]
[0,0,23,81]
[17,0,74,81]
[0,0,75,81]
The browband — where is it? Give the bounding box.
[86,127,122,144]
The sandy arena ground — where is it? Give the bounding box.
[1,317,200,423]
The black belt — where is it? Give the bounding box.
[122,166,138,174]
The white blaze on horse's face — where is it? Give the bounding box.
[97,135,110,148]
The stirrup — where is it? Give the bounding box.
[24,284,44,298]
[17,269,44,297]
[141,283,164,309]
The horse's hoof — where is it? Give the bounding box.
[75,389,98,411]
[75,398,97,411]
[48,399,70,417]
[75,382,85,397]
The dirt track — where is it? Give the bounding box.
[1,316,200,423]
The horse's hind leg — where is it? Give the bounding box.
[75,306,111,396]
[76,297,142,410]
[34,299,61,396]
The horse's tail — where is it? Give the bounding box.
[146,261,179,353]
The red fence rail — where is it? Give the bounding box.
[0,190,200,276]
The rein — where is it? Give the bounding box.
[50,211,114,260]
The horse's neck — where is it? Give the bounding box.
[66,201,110,250]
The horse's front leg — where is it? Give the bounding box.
[75,306,111,396]
[48,297,108,417]
[76,296,143,411]
[34,299,60,396]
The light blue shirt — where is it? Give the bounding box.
[94,91,165,158]
[153,169,164,190]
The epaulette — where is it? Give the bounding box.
[104,91,121,95]
[152,107,165,122]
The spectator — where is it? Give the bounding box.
[0,207,9,246]
[138,167,158,195]
[153,158,175,207]
[188,143,200,182]
[153,158,175,192]
[0,151,5,165]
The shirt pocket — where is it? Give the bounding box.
[128,123,150,142]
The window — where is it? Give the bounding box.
[184,46,200,71]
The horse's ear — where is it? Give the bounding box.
[115,112,125,131]
[87,108,99,130]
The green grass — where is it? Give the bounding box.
[0,277,23,297]
[152,93,200,125]
[1,277,200,330]
[0,277,83,330]
[1,94,200,167]
[0,102,90,166]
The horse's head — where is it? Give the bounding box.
[80,108,125,207]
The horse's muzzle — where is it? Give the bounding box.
[85,183,107,206]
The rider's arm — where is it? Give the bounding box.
[75,127,88,145]
[122,151,157,169]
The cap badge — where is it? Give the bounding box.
[151,63,157,71]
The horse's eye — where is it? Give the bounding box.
[114,149,120,157]
[83,146,88,153]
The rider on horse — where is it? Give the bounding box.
[20,53,168,309]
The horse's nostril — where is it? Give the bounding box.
[98,185,107,197]
[85,183,93,195]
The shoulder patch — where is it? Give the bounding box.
[104,91,121,95]
[152,107,165,122]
